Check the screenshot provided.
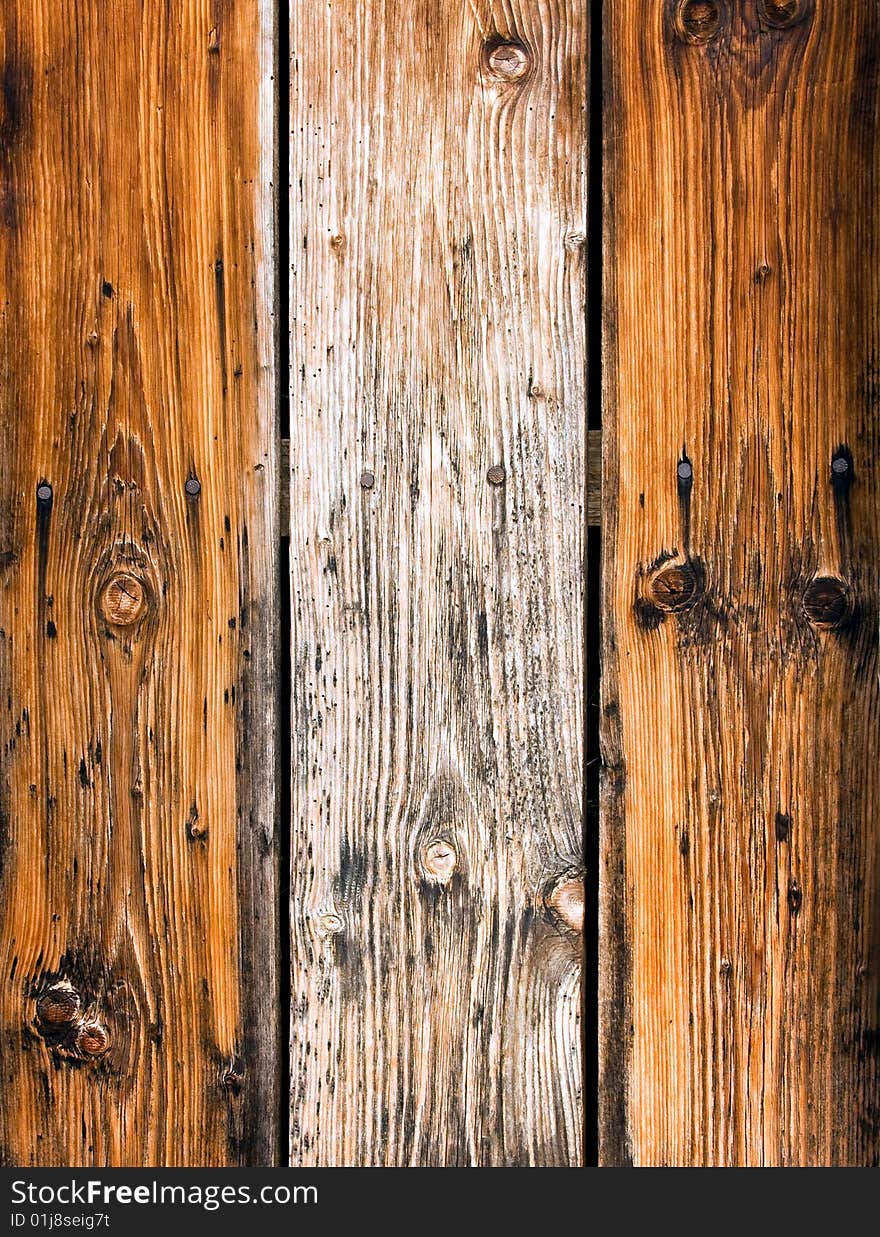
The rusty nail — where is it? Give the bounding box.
[487,465,506,486]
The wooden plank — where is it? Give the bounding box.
[282,430,601,534]
[289,0,587,1165]
[601,0,880,1165]
[0,1,279,1165]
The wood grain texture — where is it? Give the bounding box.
[601,0,880,1165]
[0,1,279,1165]
[282,429,600,534]
[289,0,587,1165]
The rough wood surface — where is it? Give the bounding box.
[289,0,587,1165]
[0,1,279,1165]
[282,430,600,534]
[601,0,880,1165]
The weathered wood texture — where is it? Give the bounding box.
[601,0,880,1165]
[290,0,587,1165]
[0,2,279,1165]
[282,429,601,534]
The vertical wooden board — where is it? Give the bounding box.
[0,2,278,1165]
[601,1,880,1165]
[290,0,587,1165]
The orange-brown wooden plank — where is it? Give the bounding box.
[601,0,880,1165]
[0,1,279,1165]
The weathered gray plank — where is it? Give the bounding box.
[289,0,587,1166]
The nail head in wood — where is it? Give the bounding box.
[831,455,850,476]
[185,477,201,497]
[36,483,53,503]
[359,470,375,490]
[677,460,693,482]
[487,464,506,486]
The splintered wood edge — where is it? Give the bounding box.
[279,430,602,535]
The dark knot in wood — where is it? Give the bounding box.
[222,1067,245,1094]
[787,880,803,916]
[100,574,147,627]
[803,575,849,629]
[647,561,701,613]
[758,0,803,29]
[75,1022,111,1058]
[36,986,81,1027]
[484,39,531,83]
[675,1,722,44]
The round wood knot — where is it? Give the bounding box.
[647,561,701,613]
[222,1068,244,1093]
[803,576,849,629]
[546,873,584,934]
[758,0,802,28]
[675,0,722,43]
[316,909,344,938]
[421,838,458,885]
[100,574,147,626]
[484,40,531,83]
[76,1022,111,1058]
[36,986,81,1027]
